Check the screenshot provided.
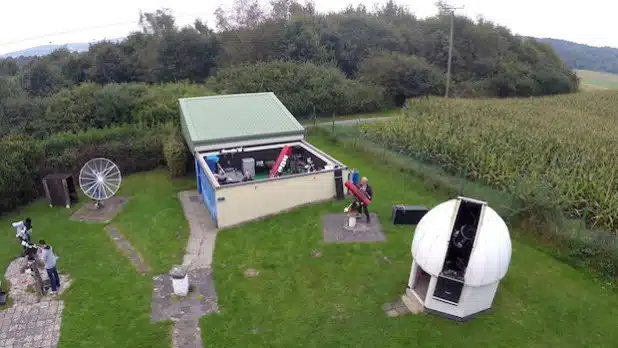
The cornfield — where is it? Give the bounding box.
[360,91,618,233]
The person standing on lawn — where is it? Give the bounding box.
[357,177,373,223]
[38,240,60,294]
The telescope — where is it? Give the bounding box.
[344,180,371,205]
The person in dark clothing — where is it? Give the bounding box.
[357,177,373,223]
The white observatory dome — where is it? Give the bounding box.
[411,199,512,287]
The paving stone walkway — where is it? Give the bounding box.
[178,192,218,269]
[151,268,218,348]
[0,298,64,348]
[151,191,219,348]
[1,256,71,348]
[104,225,150,274]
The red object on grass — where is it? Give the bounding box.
[345,180,371,205]
[269,146,293,178]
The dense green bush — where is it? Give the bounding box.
[162,124,189,178]
[39,126,165,177]
[357,52,445,106]
[0,126,167,214]
[1,82,214,140]
[0,138,42,213]
[207,61,388,117]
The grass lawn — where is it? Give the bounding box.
[201,134,618,348]
[1,136,617,348]
[0,170,193,348]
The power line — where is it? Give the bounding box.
[0,12,215,49]
[0,21,138,47]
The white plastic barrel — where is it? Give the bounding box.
[170,265,189,296]
[172,274,189,296]
[348,215,357,228]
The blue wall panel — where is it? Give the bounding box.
[195,157,217,224]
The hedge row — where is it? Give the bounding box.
[2,82,214,140]
[0,125,191,214]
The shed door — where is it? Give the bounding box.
[195,157,218,224]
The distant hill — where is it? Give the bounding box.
[0,37,125,58]
[537,38,618,75]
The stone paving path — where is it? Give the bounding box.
[0,299,64,348]
[151,191,219,348]
[105,225,150,274]
[1,256,71,348]
[178,192,218,269]
[3,258,72,306]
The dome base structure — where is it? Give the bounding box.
[405,196,512,322]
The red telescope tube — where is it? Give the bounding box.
[345,180,371,205]
[269,145,293,178]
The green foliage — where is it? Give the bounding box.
[162,124,189,178]
[207,60,387,117]
[2,82,214,139]
[1,2,579,108]
[0,126,166,215]
[0,139,42,213]
[357,52,445,106]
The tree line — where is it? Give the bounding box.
[0,1,582,214]
[0,0,579,138]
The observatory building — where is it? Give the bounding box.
[180,92,348,229]
[405,196,512,321]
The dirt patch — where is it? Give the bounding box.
[70,196,131,223]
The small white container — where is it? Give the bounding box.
[169,265,189,297]
[348,215,357,228]
[172,275,189,296]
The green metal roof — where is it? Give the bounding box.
[179,92,305,151]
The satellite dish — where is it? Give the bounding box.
[79,158,122,209]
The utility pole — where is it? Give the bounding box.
[441,4,464,98]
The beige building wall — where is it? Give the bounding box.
[216,169,349,229]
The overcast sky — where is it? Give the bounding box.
[0,0,614,55]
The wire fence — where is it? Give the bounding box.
[308,120,618,285]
